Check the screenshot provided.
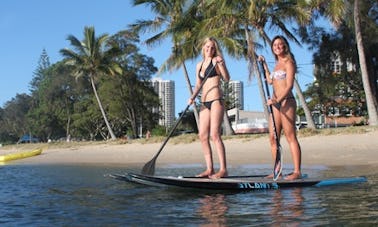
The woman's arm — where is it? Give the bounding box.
[188,62,202,104]
[214,56,230,82]
[258,56,272,84]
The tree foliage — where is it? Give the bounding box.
[0,30,159,143]
[304,23,366,118]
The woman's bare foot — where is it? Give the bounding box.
[196,170,213,178]
[209,170,228,179]
[284,172,302,180]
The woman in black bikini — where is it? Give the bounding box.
[259,36,302,180]
[188,37,230,179]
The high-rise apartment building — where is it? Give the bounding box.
[228,80,244,110]
[150,78,175,128]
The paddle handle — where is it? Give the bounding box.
[258,60,282,180]
[152,104,191,159]
[258,61,279,140]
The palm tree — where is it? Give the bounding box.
[201,0,316,128]
[130,0,201,129]
[353,0,378,125]
[60,26,123,140]
[309,0,378,125]
[251,0,316,129]
[130,1,242,135]
[175,1,244,135]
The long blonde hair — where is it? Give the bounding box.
[201,37,223,59]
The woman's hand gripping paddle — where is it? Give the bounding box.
[141,61,218,175]
[258,60,283,181]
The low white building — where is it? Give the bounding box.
[227,108,268,134]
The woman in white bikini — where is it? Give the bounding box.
[188,37,230,179]
[259,35,302,180]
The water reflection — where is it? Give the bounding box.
[197,194,228,227]
[270,188,305,226]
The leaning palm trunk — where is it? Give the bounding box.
[90,76,117,140]
[222,109,234,136]
[293,78,316,129]
[253,58,270,121]
[244,28,270,120]
[354,0,378,126]
[182,63,200,129]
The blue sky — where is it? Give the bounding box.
[0,0,328,116]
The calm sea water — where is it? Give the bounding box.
[0,163,377,226]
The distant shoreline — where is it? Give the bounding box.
[3,127,376,177]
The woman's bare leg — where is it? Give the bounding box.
[281,99,301,180]
[196,108,214,177]
[208,101,228,179]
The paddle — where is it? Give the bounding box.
[258,60,283,181]
[141,61,218,175]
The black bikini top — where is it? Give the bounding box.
[199,59,218,80]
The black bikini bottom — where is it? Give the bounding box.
[202,99,223,110]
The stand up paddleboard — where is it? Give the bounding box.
[109,172,367,191]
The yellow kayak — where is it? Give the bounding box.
[0,148,43,162]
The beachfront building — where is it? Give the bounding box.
[227,108,268,134]
[150,78,175,129]
[330,52,356,74]
[313,51,364,128]
[227,80,244,110]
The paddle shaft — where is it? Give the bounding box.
[258,60,282,180]
[142,61,218,175]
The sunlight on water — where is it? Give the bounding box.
[0,164,376,226]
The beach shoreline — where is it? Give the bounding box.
[2,128,376,175]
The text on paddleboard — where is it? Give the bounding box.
[238,182,279,189]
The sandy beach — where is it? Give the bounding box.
[4,128,377,175]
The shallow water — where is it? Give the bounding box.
[0,164,377,226]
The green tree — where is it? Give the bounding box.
[130,0,202,129]
[101,31,160,138]
[305,28,366,121]
[30,49,51,93]
[71,96,105,140]
[60,26,123,140]
[1,94,33,142]
[27,61,81,141]
[305,0,378,125]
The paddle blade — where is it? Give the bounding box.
[273,146,283,181]
[141,158,156,175]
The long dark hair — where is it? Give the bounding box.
[271,35,297,72]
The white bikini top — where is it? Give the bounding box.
[270,70,286,80]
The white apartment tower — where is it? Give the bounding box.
[228,80,244,110]
[150,78,175,128]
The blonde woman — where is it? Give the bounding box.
[259,35,302,180]
[188,37,230,179]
